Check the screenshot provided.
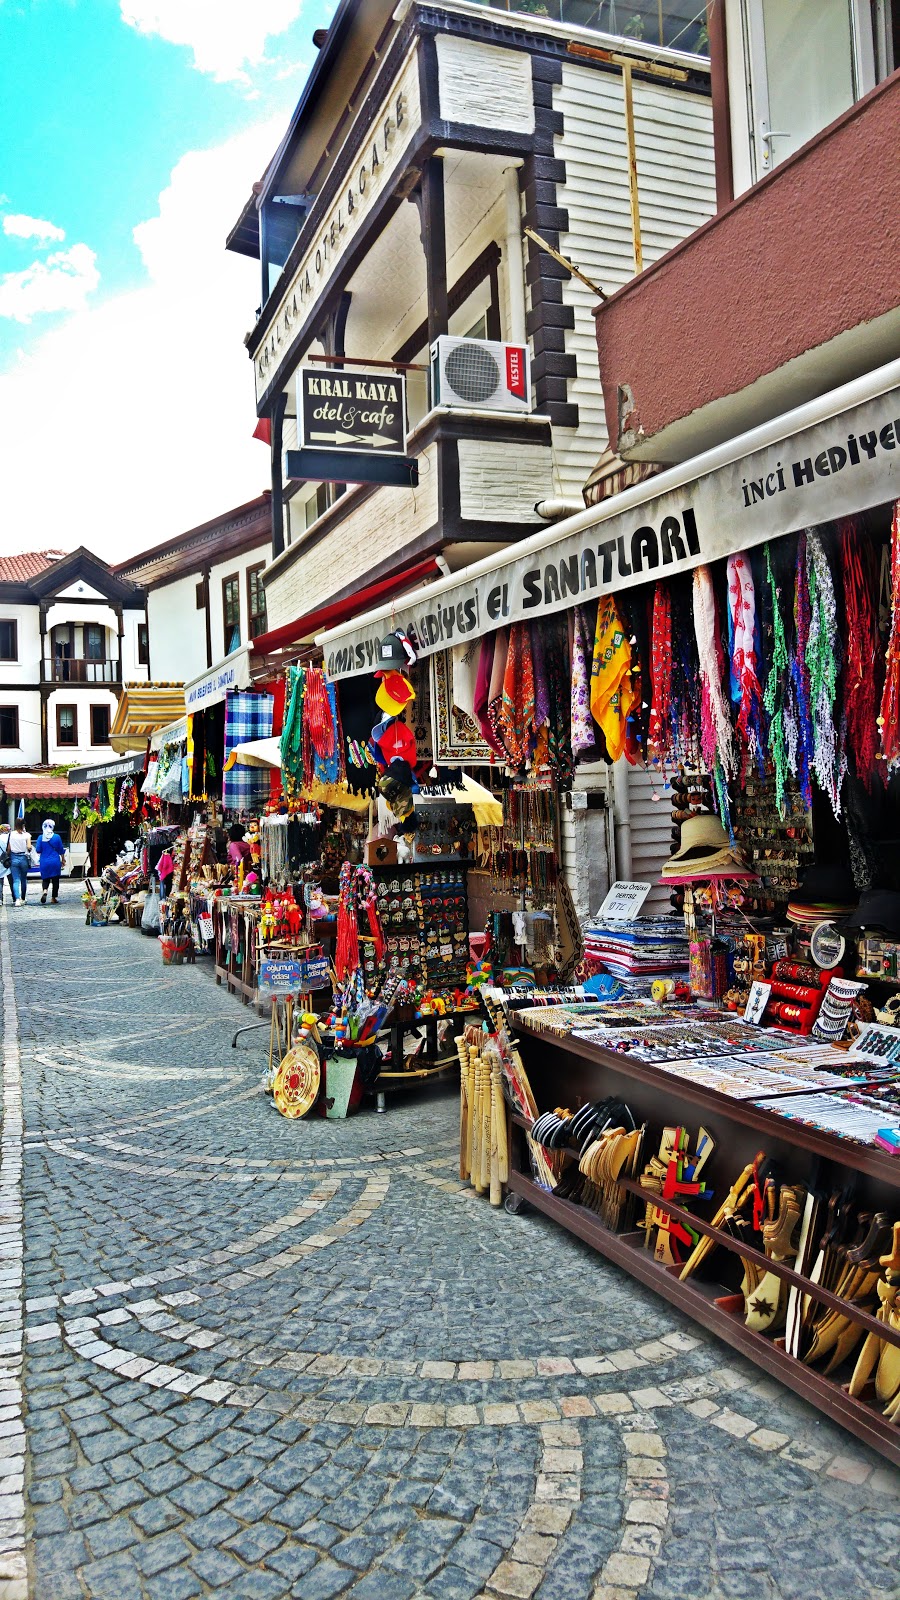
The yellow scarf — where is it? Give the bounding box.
[589,595,635,761]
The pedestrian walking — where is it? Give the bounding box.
[0,824,11,905]
[35,819,66,905]
[7,823,31,907]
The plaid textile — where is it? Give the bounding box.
[223,692,274,814]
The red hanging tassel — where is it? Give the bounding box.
[879,502,900,768]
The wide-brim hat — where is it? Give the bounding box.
[661,811,750,878]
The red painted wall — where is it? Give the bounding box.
[593,71,900,453]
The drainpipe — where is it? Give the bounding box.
[612,760,633,880]
[534,498,584,520]
[504,165,526,345]
[270,391,289,559]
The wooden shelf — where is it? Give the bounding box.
[507,1166,900,1468]
[507,1021,900,1467]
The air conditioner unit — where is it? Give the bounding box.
[431,335,530,414]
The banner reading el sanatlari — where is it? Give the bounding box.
[321,383,900,679]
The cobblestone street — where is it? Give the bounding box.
[0,901,898,1600]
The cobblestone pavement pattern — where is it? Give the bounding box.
[1,900,899,1600]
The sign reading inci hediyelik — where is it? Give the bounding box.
[299,366,407,456]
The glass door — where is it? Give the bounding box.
[744,0,875,178]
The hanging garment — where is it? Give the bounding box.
[304,667,336,757]
[281,666,305,787]
[474,632,503,756]
[590,595,635,763]
[880,501,900,767]
[727,552,765,777]
[571,604,598,760]
[223,692,275,812]
[692,565,735,780]
[497,622,536,770]
[805,526,845,817]
[451,640,480,721]
[647,582,673,764]
[486,626,511,759]
[840,517,883,789]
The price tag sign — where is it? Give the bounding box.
[258,959,304,996]
[297,956,331,992]
[596,881,651,921]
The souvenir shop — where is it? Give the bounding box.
[310,371,900,1462]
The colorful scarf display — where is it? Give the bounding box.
[590,595,635,763]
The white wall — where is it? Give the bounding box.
[0,604,41,686]
[146,575,208,683]
[120,610,149,681]
[46,687,120,764]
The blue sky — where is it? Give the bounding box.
[0,0,334,558]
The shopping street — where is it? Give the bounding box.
[0,901,898,1600]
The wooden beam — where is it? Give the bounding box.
[621,61,643,274]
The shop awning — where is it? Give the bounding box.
[67,751,146,785]
[228,736,282,768]
[252,557,441,657]
[318,357,900,678]
[2,772,89,800]
[108,682,186,753]
[184,646,252,712]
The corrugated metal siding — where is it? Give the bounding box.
[624,765,674,915]
[551,66,715,498]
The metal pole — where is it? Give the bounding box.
[621,61,643,274]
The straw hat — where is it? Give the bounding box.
[661,811,750,879]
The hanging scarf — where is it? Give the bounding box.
[312,680,345,788]
[473,633,502,756]
[647,582,672,764]
[281,666,306,791]
[543,615,575,784]
[879,501,900,767]
[763,543,794,815]
[727,553,764,778]
[669,577,701,764]
[571,604,598,760]
[840,517,883,788]
[590,595,635,763]
[497,622,536,770]
[805,527,845,816]
[692,565,735,780]
[486,627,511,761]
[531,621,550,732]
[304,667,335,758]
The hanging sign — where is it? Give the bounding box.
[320,379,900,678]
[258,956,330,996]
[298,366,407,455]
[184,647,252,711]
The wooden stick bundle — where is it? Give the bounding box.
[458,1041,510,1208]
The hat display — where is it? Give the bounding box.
[661,812,753,880]
[376,630,417,670]
[846,890,900,939]
[375,719,417,766]
[375,670,415,716]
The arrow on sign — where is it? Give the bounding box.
[309,430,397,447]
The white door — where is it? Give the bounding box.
[743,0,875,178]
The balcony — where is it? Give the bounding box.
[592,72,900,465]
[42,659,122,685]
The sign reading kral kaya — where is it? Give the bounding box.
[321,381,900,678]
[299,367,406,455]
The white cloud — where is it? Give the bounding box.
[120,1,304,83]
[3,214,66,243]
[0,120,280,564]
[0,244,99,324]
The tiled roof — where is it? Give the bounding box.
[0,772,89,799]
[0,550,67,583]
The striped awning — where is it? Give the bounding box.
[109,683,185,752]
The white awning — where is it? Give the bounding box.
[150,717,187,752]
[184,646,252,711]
[318,357,900,679]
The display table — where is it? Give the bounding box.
[508,1017,900,1467]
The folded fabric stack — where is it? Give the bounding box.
[583,916,691,979]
